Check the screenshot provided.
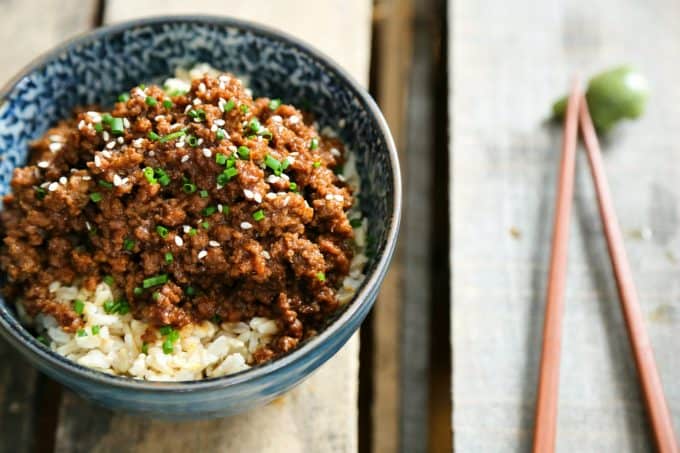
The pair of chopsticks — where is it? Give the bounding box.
[532,80,679,453]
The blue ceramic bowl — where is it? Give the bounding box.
[0,16,400,419]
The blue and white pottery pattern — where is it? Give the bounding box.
[0,16,400,419]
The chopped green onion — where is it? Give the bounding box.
[133,287,143,296]
[167,329,180,342]
[73,299,85,315]
[252,210,265,222]
[154,168,171,186]
[143,274,168,289]
[92,325,101,335]
[94,122,103,133]
[116,300,130,314]
[141,343,149,354]
[316,272,326,282]
[159,325,173,336]
[98,180,113,189]
[110,117,125,135]
[201,221,210,229]
[281,158,291,171]
[223,99,236,112]
[182,182,197,193]
[77,329,87,337]
[165,252,174,264]
[102,113,113,124]
[309,137,319,150]
[118,93,130,102]
[139,84,146,90]
[162,338,174,354]
[223,205,230,216]
[265,154,282,175]
[238,146,250,159]
[185,286,196,296]
[188,228,198,236]
[202,206,217,216]
[215,129,226,140]
[249,118,262,133]
[215,153,227,165]
[152,291,160,301]
[90,192,103,203]
[156,225,169,238]
[240,104,249,114]
[187,135,198,147]
[289,182,298,192]
[37,335,48,346]
[145,96,157,107]
[123,238,135,251]
[103,275,115,286]
[350,218,362,228]
[159,130,186,143]
[35,187,46,200]
[217,167,238,185]
[188,109,206,122]
[313,161,321,168]
[269,98,281,110]
[162,99,173,109]
[226,156,236,168]
[143,167,157,184]
[148,131,161,141]
[199,190,209,198]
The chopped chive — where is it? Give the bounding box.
[154,168,171,186]
[202,206,217,216]
[289,182,298,192]
[110,117,125,135]
[92,325,101,335]
[188,228,197,236]
[226,156,236,168]
[156,225,169,238]
[141,343,149,354]
[252,209,265,222]
[350,218,362,228]
[265,154,282,175]
[269,98,281,110]
[187,109,206,122]
[313,161,321,168]
[90,192,103,203]
[98,180,113,189]
[35,187,46,200]
[164,252,174,264]
[240,104,249,114]
[215,128,226,140]
[186,135,198,147]
[73,299,85,315]
[237,146,250,159]
[123,238,135,251]
[159,325,173,336]
[215,153,227,165]
[162,338,174,354]
[309,137,319,150]
[316,272,326,282]
[201,221,210,229]
[145,96,157,107]
[143,274,168,289]
[101,113,113,124]
[118,93,130,102]
[133,287,143,296]
[103,275,115,286]
[152,291,160,301]
[167,330,180,342]
[182,182,197,193]
[199,190,209,198]
[116,300,130,314]
[143,167,157,184]
[217,167,238,185]
[223,99,236,112]
[148,131,161,141]
[162,99,173,109]
[185,286,196,296]
[94,122,103,133]
[77,329,87,337]
[159,130,186,143]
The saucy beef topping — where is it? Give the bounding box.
[0,73,356,359]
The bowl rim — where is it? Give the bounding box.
[0,14,401,391]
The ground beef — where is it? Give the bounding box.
[0,73,356,361]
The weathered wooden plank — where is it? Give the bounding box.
[54,1,372,452]
[0,2,98,452]
[450,0,680,451]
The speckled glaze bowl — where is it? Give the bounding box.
[0,16,400,419]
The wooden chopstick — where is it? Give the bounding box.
[579,99,679,453]
[532,80,582,453]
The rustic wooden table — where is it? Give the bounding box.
[0,1,378,452]
[449,0,680,451]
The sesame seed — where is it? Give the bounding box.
[219,75,230,84]
[176,142,185,148]
[210,124,218,132]
[49,142,63,152]
[94,155,102,167]
[217,204,223,213]
[281,173,290,181]
[183,225,191,233]
[85,221,91,230]
[337,174,346,182]
[58,176,67,185]
[134,88,145,97]
[106,141,115,149]
[37,161,49,168]
[101,150,112,158]
[209,240,220,247]
[148,151,155,157]
[338,119,347,128]
[133,138,144,148]
[228,145,237,152]
[202,148,212,158]
[197,250,208,260]
[113,174,123,186]
[198,83,206,93]
[102,131,110,141]
[48,182,59,192]
[261,251,271,260]
[325,194,334,201]
[123,118,130,128]
[40,182,50,188]
[214,119,225,126]
[197,138,203,145]
[82,175,91,181]
[266,192,276,200]
[117,137,124,144]
[86,111,102,122]
[181,155,190,163]
[288,116,300,125]
[174,236,184,246]
[78,120,86,130]
[184,105,193,113]
[330,148,341,157]
[120,177,129,185]
[240,222,253,230]
[243,189,254,199]
[266,175,281,184]
[49,134,65,143]
[253,192,262,203]
[271,115,282,123]
[192,98,202,106]
[154,115,164,122]
[245,88,253,97]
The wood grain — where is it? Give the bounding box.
[53,1,372,452]
[449,0,680,451]
[0,1,98,452]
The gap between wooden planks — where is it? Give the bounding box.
[51,1,372,453]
